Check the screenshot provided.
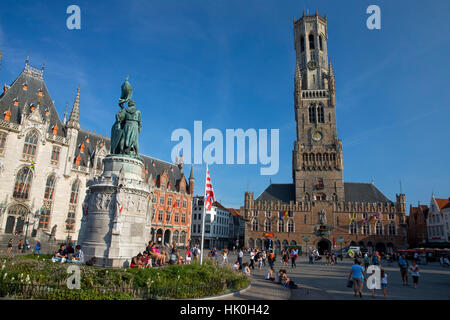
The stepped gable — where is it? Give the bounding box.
[0,63,65,136]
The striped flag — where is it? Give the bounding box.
[204,164,215,211]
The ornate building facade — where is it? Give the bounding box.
[241,11,407,254]
[0,60,194,245]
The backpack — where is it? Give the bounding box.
[193,248,198,256]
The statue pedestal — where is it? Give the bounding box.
[78,155,152,268]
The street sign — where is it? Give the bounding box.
[337,237,345,243]
[302,236,310,242]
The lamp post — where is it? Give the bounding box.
[21,208,39,253]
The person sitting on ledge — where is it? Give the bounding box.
[52,245,68,263]
[265,268,275,281]
[169,247,179,265]
[279,269,298,289]
[141,251,151,268]
[242,262,251,276]
[232,261,240,270]
[73,245,84,265]
[130,253,143,268]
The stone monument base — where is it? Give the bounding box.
[78,155,152,268]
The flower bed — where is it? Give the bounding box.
[0,254,249,300]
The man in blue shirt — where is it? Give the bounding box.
[398,255,409,285]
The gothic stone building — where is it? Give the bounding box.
[241,12,407,255]
[0,60,194,245]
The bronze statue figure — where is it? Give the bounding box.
[110,77,142,158]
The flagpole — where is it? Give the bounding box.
[199,162,208,265]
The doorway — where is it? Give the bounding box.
[317,238,331,255]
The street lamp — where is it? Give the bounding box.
[21,208,39,253]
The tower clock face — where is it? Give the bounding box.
[307,60,317,70]
[312,131,322,142]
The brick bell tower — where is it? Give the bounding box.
[292,10,344,203]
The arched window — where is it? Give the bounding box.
[388,222,396,235]
[180,231,187,246]
[264,218,271,232]
[309,34,315,50]
[324,153,329,161]
[350,221,357,234]
[288,219,295,232]
[362,223,370,235]
[173,230,179,244]
[305,193,310,201]
[309,104,317,123]
[375,221,383,235]
[303,153,308,162]
[13,167,33,199]
[317,153,322,162]
[252,219,258,231]
[44,175,56,200]
[278,219,285,232]
[22,131,38,160]
[70,180,80,204]
[319,35,323,51]
[318,104,325,123]
[300,36,305,52]
[309,153,315,162]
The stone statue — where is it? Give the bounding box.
[318,210,327,225]
[110,77,142,158]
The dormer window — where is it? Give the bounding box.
[52,124,58,135]
[75,154,82,166]
[4,110,11,121]
[23,84,28,91]
[13,99,19,106]
[38,89,43,97]
[80,143,85,153]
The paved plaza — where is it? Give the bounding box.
[213,253,450,300]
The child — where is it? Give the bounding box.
[409,260,420,288]
[372,268,388,298]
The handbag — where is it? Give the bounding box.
[346,279,354,288]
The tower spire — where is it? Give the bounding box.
[66,86,81,130]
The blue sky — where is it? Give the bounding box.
[1,0,449,210]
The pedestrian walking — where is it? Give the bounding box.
[268,250,275,269]
[33,241,41,255]
[363,253,370,271]
[18,239,24,253]
[409,260,420,288]
[282,250,289,267]
[249,249,255,270]
[348,258,365,298]
[221,248,228,266]
[262,250,267,267]
[372,268,388,298]
[398,255,409,286]
[238,248,244,270]
[291,250,297,268]
[309,250,314,264]
[7,238,13,254]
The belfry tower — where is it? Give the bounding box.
[292,11,344,203]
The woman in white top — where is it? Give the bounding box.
[409,260,420,288]
[222,249,228,266]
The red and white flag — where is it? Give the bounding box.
[204,164,215,210]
